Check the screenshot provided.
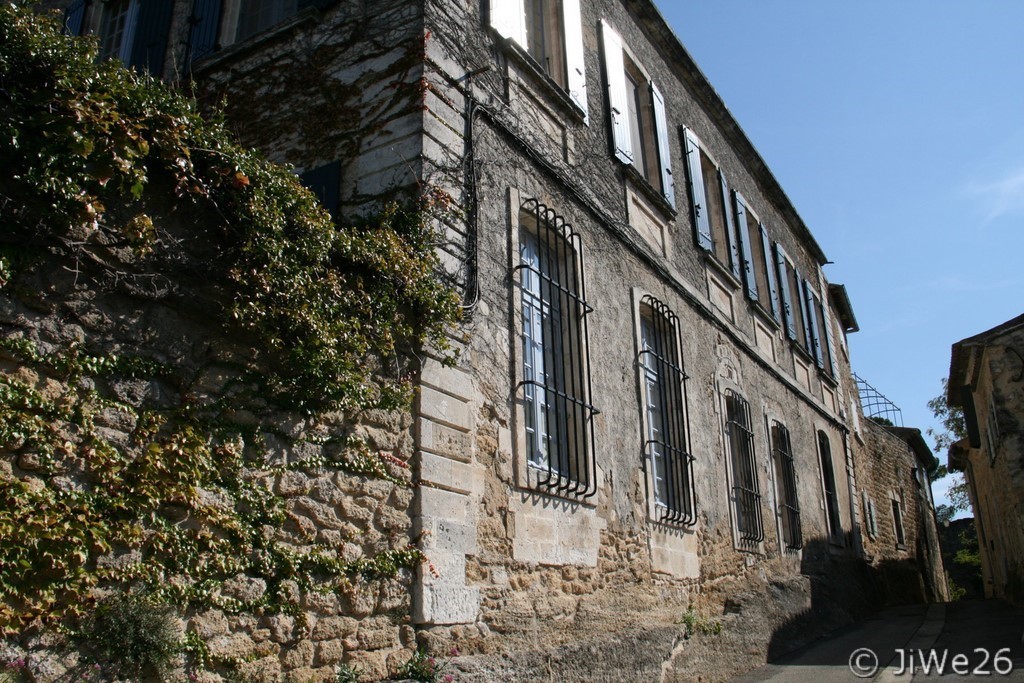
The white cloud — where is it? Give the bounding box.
[964,167,1024,221]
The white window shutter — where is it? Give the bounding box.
[650,82,675,208]
[684,129,712,251]
[601,21,632,165]
[490,0,526,47]
[562,0,588,123]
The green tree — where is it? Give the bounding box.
[926,378,971,514]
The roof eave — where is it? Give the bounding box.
[627,0,829,266]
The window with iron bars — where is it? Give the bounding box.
[516,200,597,499]
[639,297,696,526]
[770,421,801,550]
[818,431,844,545]
[725,391,763,543]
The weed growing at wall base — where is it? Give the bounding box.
[394,647,456,682]
[679,608,723,637]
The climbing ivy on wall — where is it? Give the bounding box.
[0,3,459,637]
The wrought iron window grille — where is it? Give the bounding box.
[770,421,802,550]
[639,296,696,527]
[726,390,764,543]
[514,199,598,500]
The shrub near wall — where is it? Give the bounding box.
[0,4,459,679]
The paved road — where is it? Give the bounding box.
[730,600,1024,682]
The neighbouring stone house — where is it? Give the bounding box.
[15,0,947,679]
[948,313,1024,604]
[856,423,948,604]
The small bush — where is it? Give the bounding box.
[77,592,181,681]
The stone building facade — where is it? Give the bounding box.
[855,423,948,604]
[948,313,1024,604]
[19,0,947,679]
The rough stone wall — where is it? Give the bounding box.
[853,422,932,603]
[0,239,423,679]
[959,326,1024,603]
[0,226,422,681]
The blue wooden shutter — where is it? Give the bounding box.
[63,0,89,36]
[490,0,526,47]
[720,175,741,280]
[733,191,758,298]
[775,245,797,340]
[562,0,588,122]
[188,0,222,65]
[300,161,342,219]
[821,279,840,378]
[796,274,814,353]
[760,224,781,322]
[602,21,632,165]
[804,283,824,368]
[683,129,711,251]
[651,83,675,208]
[129,1,174,75]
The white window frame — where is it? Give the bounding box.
[683,129,737,267]
[769,419,802,551]
[98,0,140,63]
[635,294,695,526]
[520,231,556,472]
[512,197,597,500]
[602,21,675,209]
[489,0,589,121]
[722,388,764,548]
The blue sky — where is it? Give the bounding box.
[656,1,1024,511]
